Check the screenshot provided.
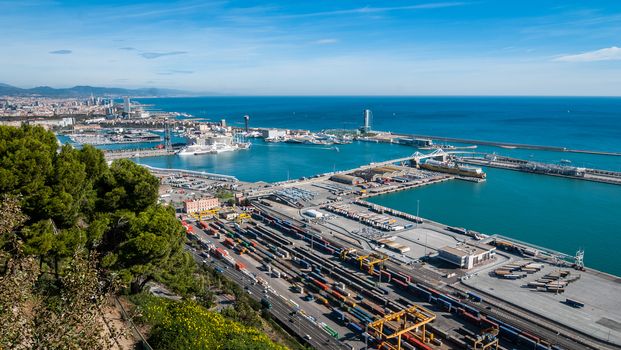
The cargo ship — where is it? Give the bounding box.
[420,159,486,178]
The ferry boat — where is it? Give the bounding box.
[177,134,250,156]
[420,159,486,178]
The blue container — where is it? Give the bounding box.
[348,322,363,334]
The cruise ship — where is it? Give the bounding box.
[177,134,250,156]
[420,159,486,178]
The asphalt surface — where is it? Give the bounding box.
[185,223,355,350]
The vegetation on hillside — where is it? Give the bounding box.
[0,125,286,349]
[132,294,287,350]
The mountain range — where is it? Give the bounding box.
[0,83,197,97]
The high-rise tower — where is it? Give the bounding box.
[244,115,250,132]
[123,96,131,116]
[361,109,372,133]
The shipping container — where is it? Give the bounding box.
[565,298,585,308]
[467,291,483,302]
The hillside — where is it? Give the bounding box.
[0,83,197,97]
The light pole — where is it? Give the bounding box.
[419,200,429,258]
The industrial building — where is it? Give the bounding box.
[183,197,219,214]
[397,138,434,147]
[438,242,496,269]
[330,174,365,185]
[262,128,287,140]
[353,165,405,182]
[303,209,324,219]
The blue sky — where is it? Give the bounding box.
[1,0,620,95]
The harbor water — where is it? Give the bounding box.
[89,96,621,275]
[367,167,621,276]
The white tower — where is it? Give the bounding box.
[123,96,131,115]
[362,109,372,133]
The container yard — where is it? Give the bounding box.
[156,152,621,350]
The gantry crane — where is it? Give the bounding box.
[367,304,436,350]
[357,253,388,275]
[236,212,251,223]
[473,327,499,350]
[339,248,357,260]
[190,207,221,221]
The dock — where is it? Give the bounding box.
[103,148,174,161]
[391,132,621,156]
[458,155,621,185]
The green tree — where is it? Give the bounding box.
[102,205,197,293]
[102,159,159,212]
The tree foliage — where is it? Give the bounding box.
[0,125,286,349]
[0,125,200,348]
[135,295,286,350]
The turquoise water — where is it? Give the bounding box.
[136,96,621,153]
[134,139,414,182]
[367,167,621,276]
[60,96,621,275]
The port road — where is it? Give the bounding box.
[185,222,357,350]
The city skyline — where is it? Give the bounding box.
[1,1,621,96]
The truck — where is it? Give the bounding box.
[215,247,229,259]
[224,237,236,248]
[261,298,272,309]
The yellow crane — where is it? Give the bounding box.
[357,253,388,275]
[340,248,357,260]
[473,327,499,350]
[367,304,436,350]
[236,212,251,223]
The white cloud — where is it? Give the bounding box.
[554,46,621,62]
[313,38,338,45]
[278,2,465,19]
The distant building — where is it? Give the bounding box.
[27,117,74,129]
[438,242,496,269]
[262,129,287,139]
[397,138,433,147]
[183,197,219,214]
[360,109,372,133]
[219,210,238,221]
[123,96,131,115]
[244,115,250,132]
[330,174,364,185]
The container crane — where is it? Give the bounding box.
[367,304,436,350]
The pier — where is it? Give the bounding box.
[390,132,621,156]
[458,155,621,185]
[103,147,174,160]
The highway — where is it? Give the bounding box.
[185,223,355,350]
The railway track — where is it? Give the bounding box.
[250,202,621,350]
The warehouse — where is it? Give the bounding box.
[330,174,365,185]
[438,242,496,269]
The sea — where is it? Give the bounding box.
[94,96,621,275]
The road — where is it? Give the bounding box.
[185,222,356,350]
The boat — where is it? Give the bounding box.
[420,159,486,178]
[177,134,250,156]
[499,145,517,149]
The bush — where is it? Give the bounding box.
[132,295,286,350]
